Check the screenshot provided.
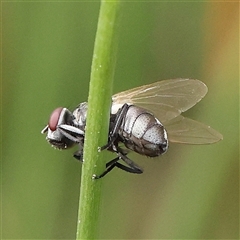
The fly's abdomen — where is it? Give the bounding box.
[142,121,168,156]
[121,105,168,157]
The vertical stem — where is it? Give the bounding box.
[76,1,121,239]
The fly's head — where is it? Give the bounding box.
[41,107,84,149]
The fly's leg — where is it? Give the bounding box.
[73,133,84,162]
[73,142,84,162]
[93,156,121,179]
[100,103,129,151]
[116,146,143,174]
[73,150,83,162]
[58,125,84,143]
[93,156,143,179]
[93,146,143,179]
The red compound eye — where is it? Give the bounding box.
[48,107,63,131]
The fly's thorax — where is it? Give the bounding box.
[120,105,168,157]
[111,102,131,114]
[72,102,88,129]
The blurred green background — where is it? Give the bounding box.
[2,2,239,239]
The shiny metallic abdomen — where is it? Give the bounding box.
[119,105,168,157]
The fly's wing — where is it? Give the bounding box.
[112,78,208,123]
[165,115,223,144]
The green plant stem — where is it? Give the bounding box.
[76,1,121,239]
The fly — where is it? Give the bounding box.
[41,78,223,178]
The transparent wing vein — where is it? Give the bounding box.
[112,78,208,122]
[165,115,223,144]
